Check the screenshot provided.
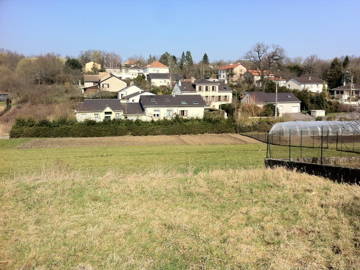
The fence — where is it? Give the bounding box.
[264,127,360,170]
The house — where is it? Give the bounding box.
[241,91,301,116]
[120,91,155,103]
[172,79,232,109]
[106,66,144,80]
[148,73,171,87]
[0,93,9,102]
[84,61,101,73]
[75,95,206,122]
[245,70,275,86]
[286,76,326,93]
[84,74,100,88]
[329,83,360,102]
[218,63,247,82]
[140,95,206,120]
[117,85,144,99]
[269,76,287,87]
[117,85,155,102]
[75,99,147,122]
[99,74,127,92]
[144,61,169,74]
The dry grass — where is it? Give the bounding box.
[0,102,75,136]
[18,134,259,149]
[0,167,359,269]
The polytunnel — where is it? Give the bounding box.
[269,120,360,137]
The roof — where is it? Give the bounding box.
[123,103,144,115]
[147,61,168,68]
[177,80,232,92]
[291,76,323,84]
[245,91,300,104]
[140,95,206,107]
[148,73,170,79]
[247,70,274,76]
[84,75,100,82]
[76,99,123,112]
[218,63,242,70]
[331,84,360,91]
[122,91,143,99]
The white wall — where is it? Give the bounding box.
[118,86,143,99]
[144,106,204,120]
[145,67,169,74]
[76,107,124,122]
[151,78,171,87]
[286,79,324,93]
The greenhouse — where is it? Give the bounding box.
[269,120,360,137]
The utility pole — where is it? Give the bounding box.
[275,80,278,118]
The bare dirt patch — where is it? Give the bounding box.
[18,133,260,149]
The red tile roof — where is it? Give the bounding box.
[218,63,241,70]
[147,61,168,68]
[247,70,274,76]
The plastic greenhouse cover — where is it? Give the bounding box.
[269,121,360,136]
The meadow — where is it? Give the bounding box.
[0,136,359,269]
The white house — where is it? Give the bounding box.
[148,73,171,87]
[329,83,360,103]
[75,95,206,122]
[140,95,206,120]
[120,91,155,103]
[172,79,232,109]
[106,66,144,80]
[117,85,144,99]
[218,63,247,82]
[286,77,326,93]
[144,61,169,74]
[84,61,101,73]
[83,74,100,88]
[241,91,301,116]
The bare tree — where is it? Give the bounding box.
[245,42,285,88]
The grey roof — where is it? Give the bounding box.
[178,81,232,92]
[76,99,145,115]
[194,79,220,85]
[122,91,143,99]
[246,91,300,103]
[123,103,144,115]
[331,84,360,91]
[140,95,206,107]
[291,76,323,84]
[84,75,100,82]
[148,73,170,79]
[76,99,124,112]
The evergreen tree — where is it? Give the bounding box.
[327,58,343,89]
[202,53,209,65]
[179,52,186,70]
[343,56,350,69]
[159,52,171,66]
[185,51,193,66]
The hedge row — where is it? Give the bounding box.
[10,118,236,138]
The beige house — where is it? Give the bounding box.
[241,91,300,116]
[144,61,169,74]
[172,79,232,109]
[99,74,127,92]
[84,61,101,73]
[148,73,171,87]
[218,63,247,82]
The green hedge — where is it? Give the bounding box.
[10,118,236,138]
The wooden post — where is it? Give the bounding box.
[320,127,324,165]
[289,131,292,161]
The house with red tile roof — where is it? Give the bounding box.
[144,61,170,74]
[218,63,247,82]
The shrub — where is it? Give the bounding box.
[10,118,236,138]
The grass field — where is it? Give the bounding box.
[0,135,359,269]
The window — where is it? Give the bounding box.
[166,109,173,117]
[205,86,209,91]
[212,86,216,91]
[102,83,109,88]
[94,113,99,119]
[153,109,160,117]
[198,86,202,91]
[218,96,221,101]
[180,110,188,117]
[115,113,121,119]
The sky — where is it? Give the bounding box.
[0,0,359,62]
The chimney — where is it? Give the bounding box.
[308,76,311,81]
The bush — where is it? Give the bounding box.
[10,118,236,138]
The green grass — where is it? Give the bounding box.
[0,139,266,177]
[0,138,359,269]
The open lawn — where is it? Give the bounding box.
[0,135,359,269]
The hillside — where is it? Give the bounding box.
[0,166,359,269]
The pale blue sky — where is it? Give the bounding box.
[0,0,359,61]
